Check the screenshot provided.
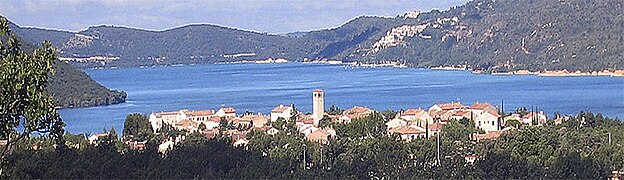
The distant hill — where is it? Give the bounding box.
[337,0,624,71]
[6,22,126,108]
[10,0,623,71]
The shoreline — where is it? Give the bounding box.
[85,61,624,77]
[471,69,624,77]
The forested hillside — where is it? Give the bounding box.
[10,0,623,71]
[47,60,126,108]
[346,0,624,71]
[4,20,126,108]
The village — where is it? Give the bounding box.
[91,89,555,153]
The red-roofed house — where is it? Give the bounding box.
[401,108,433,127]
[427,123,444,138]
[429,102,467,112]
[216,107,236,118]
[340,106,373,123]
[469,102,498,116]
[389,126,427,141]
[522,112,547,125]
[306,129,333,144]
[270,104,294,122]
[386,117,408,130]
[474,111,500,132]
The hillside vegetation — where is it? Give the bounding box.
[4,20,126,108]
[10,0,623,71]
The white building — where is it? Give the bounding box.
[270,104,294,122]
[474,111,501,133]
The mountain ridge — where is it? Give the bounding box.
[5,20,127,108]
[10,0,623,71]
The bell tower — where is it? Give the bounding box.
[312,89,324,123]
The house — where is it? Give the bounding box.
[428,102,466,113]
[266,127,280,135]
[389,126,427,141]
[504,113,522,125]
[469,102,498,116]
[522,112,547,125]
[474,111,501,133]
[173,119,199,132]
[232,118,252,128]
[306,129,332,144]
[158,140,174,153]
[473,126,516,141]
[223,130,248,142]
[450,110,473,121]
[427,123,444,138]
[149,109,220,133]
[202,129,220,139]
[126,140,147,151]
[299,124,319,136]
[400,108,433,127]
[187,110,215,122]
[241,113,270,128]
[148,110,183,133]
[270,104,294,122]
[88,133,109,144]
[386,117,408,130]
[216,107,236,118]
[340,106,373,123]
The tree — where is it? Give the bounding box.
[122,113,151,140]
[317,115,332,128]
[0,16,65,169]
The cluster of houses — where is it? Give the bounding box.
[123,89,549,152]
[386,101,547,142]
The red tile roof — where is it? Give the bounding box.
[403,108,425,116]
[271,104,292,113]
[389,126,425,135]
[219,107,236,113]
[428,123,444,131]
[343,106,373,119]
[470,102,495,110]
[313,89,324,92]
[435,102,466,110]
[190,110,214,116]
[307,130,330,144]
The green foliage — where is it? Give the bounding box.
[317,115,332,128]
[334,112,387,139]
[1,111,622,179]
[46,59,126,108]
[3,16,126,109]
[443,119,478,141]
[0,16,65,163]
[325,105,343,115]
[122,113,152,141]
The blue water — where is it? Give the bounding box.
[58,63,624,134]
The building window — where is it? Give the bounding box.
[492,121,495,126]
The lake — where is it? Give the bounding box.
[59,63,624,134]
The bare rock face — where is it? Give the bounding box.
[63,34,96,49]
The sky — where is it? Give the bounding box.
[0,0,469,34]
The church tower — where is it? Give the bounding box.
[312,89,324,123]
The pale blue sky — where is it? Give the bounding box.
[0,0,469,33]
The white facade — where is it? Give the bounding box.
[475,112,500,133]
[312,89,324,123]
[270,104,294,122]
